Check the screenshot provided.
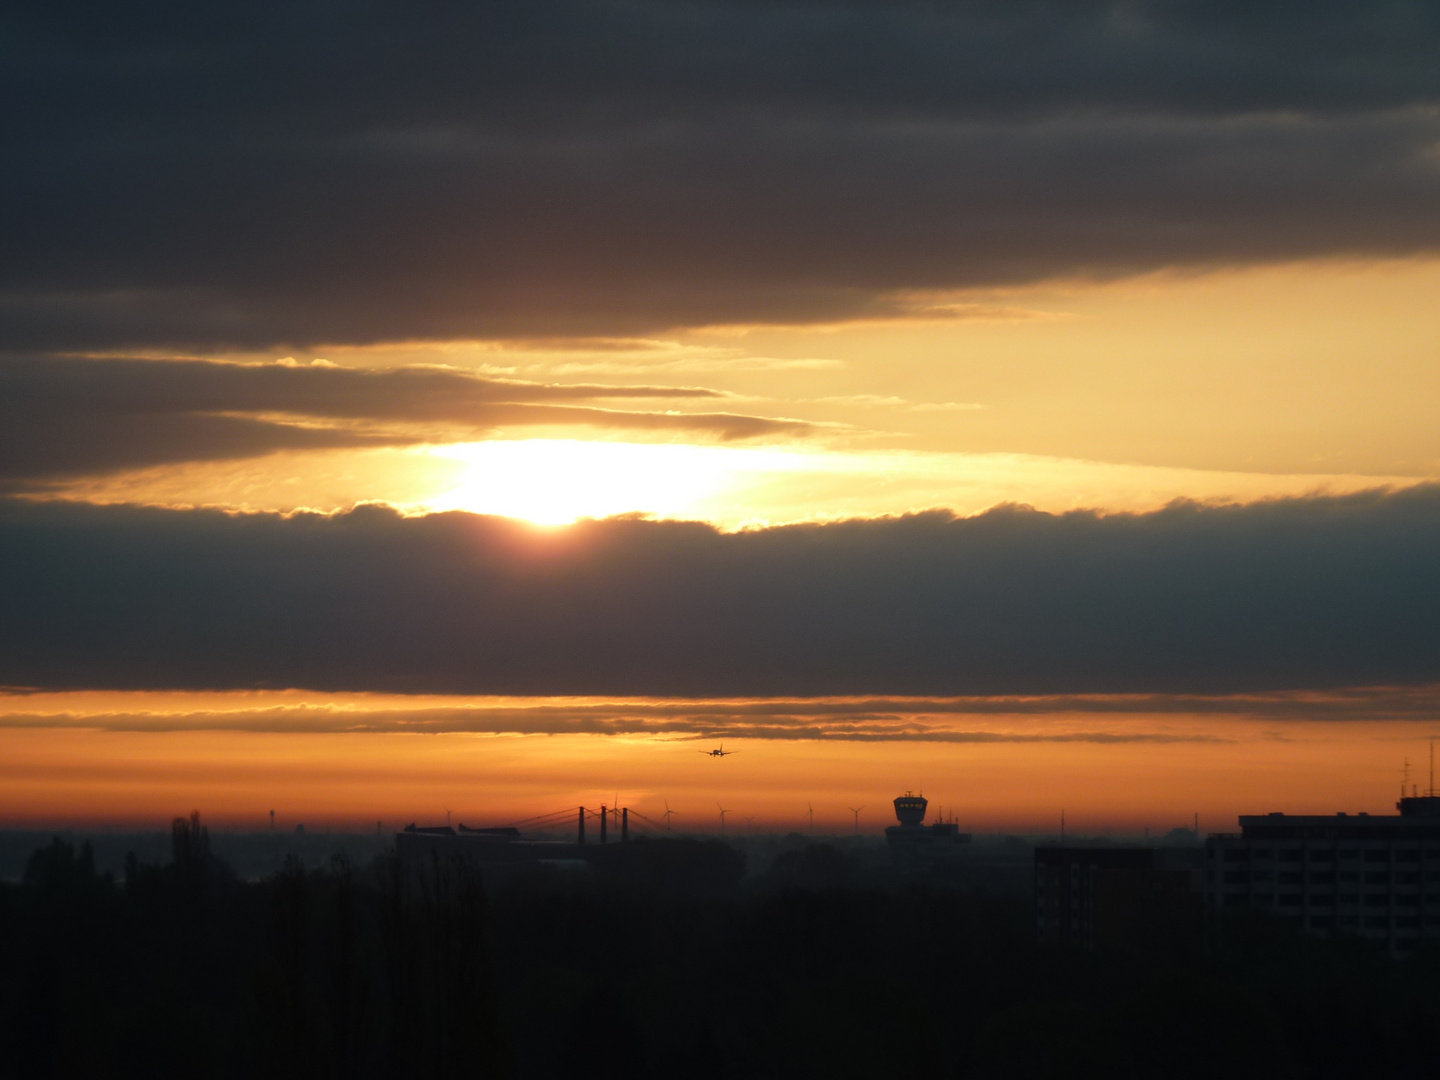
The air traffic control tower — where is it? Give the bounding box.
[885,793,971,862]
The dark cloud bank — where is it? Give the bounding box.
[2,486,1438,696]
[5,1,1440,350]
[0,355,800,489]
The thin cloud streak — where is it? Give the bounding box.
[0,355,810,488]
[5,686,1440,740]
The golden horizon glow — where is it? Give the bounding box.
[3,688,1439,833]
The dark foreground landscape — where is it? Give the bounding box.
[4,820,1439,1080]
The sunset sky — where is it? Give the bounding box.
[4,1,1440,833]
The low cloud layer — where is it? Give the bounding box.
[2,487,1438,696]
[5,2,1440,350]
[0,355,805,488]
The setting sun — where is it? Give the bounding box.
[426,439,807,524]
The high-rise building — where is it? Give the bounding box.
[1205,796,1440,950]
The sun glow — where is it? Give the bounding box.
[426,439,806,524]
[421,438,1421,530]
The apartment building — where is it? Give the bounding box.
[1205,796,1440,950]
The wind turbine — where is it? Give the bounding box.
[807,802,814,833]
[445,807,452,829]
[744,815,755,835]
[717,804,729,836]
[848,806,864,835]
[662,799,680,831]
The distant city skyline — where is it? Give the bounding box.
[4,2,1440,830]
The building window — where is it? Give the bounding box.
[1308,893,1334,906]
[1279,849,1304,862]
[1224,871,1249,884]
[1279,894,1303,906]
[1309,916,1334,929]
[1338,915,1359,927]
[1253,849,1274,859]
[1396,849,1421,862]
[1365,850,1390,863]
[1252,871,1272,882]
[1364,916,1389,929]
[1397,916,1420,928]
[1223,849,1249,862]
[1339,893,1360,905]
[1398,894,1421,907]
[1278,871,1302,884]
[1339,849,1360,859]
[1397,872,1420,885]
[1365,871,1389,885]
[1365,894,1391,907]
[1310,872,1335,885]
[1308,848,1335,861]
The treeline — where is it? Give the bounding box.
[0,814,502,1079]
[3,819,1440,1078]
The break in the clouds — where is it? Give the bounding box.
[0,355,806,489]
[2,486,1438,696]
[5,1,1440,350]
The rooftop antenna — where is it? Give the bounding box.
[445,807,451,829]
[1403,757,1412,800]
[808,802,814,833]
[717,804,729,836]
[662,799,678,831]
[269,809,275,832]
[848,806,864,835]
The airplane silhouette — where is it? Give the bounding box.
[700,745,737,757]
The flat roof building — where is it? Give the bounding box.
[1205,796,1440,950]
